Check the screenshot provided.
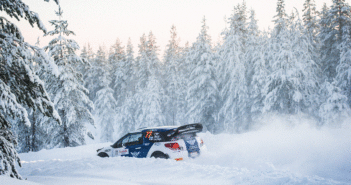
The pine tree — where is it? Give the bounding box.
[319,0,351,81]
[273,0,288,34]
[302,0,320,75]
[134,32,165,128]
[135,34,149,90]
[0,0,60,179]
[217,3,248,133]
[125,38,136,94]
[263,5,320,115]
[335,9,351,108]
[163,25,183,125]
[245,9,264,124]
[94,71,117,142]
[302,0,319,37]
[43,7,94,147]
[319,81,350,125]
[84,46,106,101]
[114,38,136,135]
[137,75,165,128]
[250,31,269,120]
[186,17,219,133]
[110,39,132,107]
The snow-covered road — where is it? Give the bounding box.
[3,119,351,185]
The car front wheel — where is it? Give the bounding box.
[98,152,109,158]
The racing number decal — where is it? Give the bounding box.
[146,131,153,138]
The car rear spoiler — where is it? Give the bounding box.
[175,123,203,135]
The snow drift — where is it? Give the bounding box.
[6,115,351,184]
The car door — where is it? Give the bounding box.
[111,134,131,157]
[125,132,143,158]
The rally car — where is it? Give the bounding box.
[96,123,205,161]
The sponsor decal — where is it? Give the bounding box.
[154,142,160,146]
[131,152,140,157]
[153,132,162,141]
[119,149,129,155]
[115,150,119,156]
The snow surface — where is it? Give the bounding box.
[8,118,351,185]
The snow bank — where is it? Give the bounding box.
[196,114,351,183]
[0,176,40,185]
[10,115,351,184]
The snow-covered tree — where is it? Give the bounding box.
[111,39,133,106]
[217,3,249,133]
[319,81,350,125]
[0,0,60,179]
[137,75,165,128]
[273,0,288,34]
[302,0,319,38]
[94,72,117,142]
[263,5,320,115]
[43,7,94,147]
[335,13,351,108]
[319,0,351,81]
[84,46,106,101]
[135,32,165,128]
[186,17,219,133]
[250,31,269,120]
[163,25,185,125]
[245,9,266,124]
[135,34,149,90]
[302,0,320,75]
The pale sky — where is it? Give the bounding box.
[3,0,346,56]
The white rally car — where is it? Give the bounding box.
[97,123,205,161]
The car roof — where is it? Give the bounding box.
[136,126,178,132]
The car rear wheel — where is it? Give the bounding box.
[98,152,109,158]
[151,151,169,159]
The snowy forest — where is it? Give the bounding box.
[1,0,351,179]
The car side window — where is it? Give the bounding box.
[126,133,142,146]
[111,134,129,148]
[121,135,131,146]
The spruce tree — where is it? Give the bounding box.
[163,25,183,125]
[319,81,350,125]
[217,3,248,133]
[0,0,60,179]
[186,17,219,133]
[84,46,106,101]
[135,32,165,128]
[335,7,351,109]
[319,0,351,81]
[43,7,94,147]
[302,0,319,37]
[94,72,117,142]
[273,0,288,34]
[263,4,319,115]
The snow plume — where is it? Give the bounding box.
[197,114,351,183]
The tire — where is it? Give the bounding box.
[98,152,109,158]
[151,151,169,159]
